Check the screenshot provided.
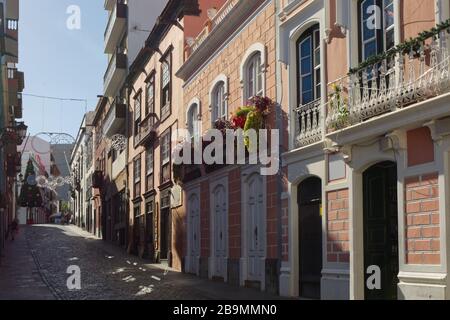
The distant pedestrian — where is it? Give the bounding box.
[10,218,19,241]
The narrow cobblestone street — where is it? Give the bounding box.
[0,225,282,300]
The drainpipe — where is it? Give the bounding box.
[274,0,283,295]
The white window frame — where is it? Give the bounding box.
[146,147,154,176]
[161,132,171,166]
[209,74,229,126]
[186,97,202,144]
[240,43,266,103]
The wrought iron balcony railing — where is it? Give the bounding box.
[326,30,450,132]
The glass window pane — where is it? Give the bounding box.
[384,4,394,29]
[300,37,311,57]
[302,90,313,104]
[301,75,312,92]
[315,68,321,87]
[363,22,375,40]
[301,57,311,75]
[362,0,375,20]
[314,49,320,68]
[364,40,377,59]
[314,30,320,49]
[385,28,394,51]
[162,62,170,87]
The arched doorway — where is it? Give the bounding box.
[298,176,322,299]
[363,161,399,300]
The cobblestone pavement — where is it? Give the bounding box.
[2,224,285,300]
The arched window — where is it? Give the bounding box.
[187,103,200,144]
[359,0,395,62]
[212,81,227,123]
[297,24,321,106]
[246,53,263,100]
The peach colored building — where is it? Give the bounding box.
[126,0,215,271]
[280,0,450,300]
[177,0,287,294]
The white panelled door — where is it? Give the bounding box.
[188,194,200,274]
[247,174,265,281]
[213,185,228,278]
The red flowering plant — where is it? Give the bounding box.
[230,96,274,150]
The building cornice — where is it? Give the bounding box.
[176,0,268,82]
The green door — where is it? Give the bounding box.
[298,177,322,299]
[363,161,399,300]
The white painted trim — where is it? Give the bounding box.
[239,42,267,103]
[240,165,267,291]
[186,187,201,276]
[180,1,272,87]
[185,97,202,142]
[208,74,229,125]
[285,152,326,297]
[281,4,326,151]
[186,97,201,126]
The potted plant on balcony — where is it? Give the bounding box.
[329,84,350,131]
[231,96,274,151]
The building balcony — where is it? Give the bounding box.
[135,113,158,147]
[326,30,450,134]
[104,0,116,11]
[187,0,240,54]
[7,68,24,119]
[294,99,323,149]
[104,1,127,54]
[103,98,126,137]
[104,49,127,97]
[5,0,19,20]
[4,35,18,63]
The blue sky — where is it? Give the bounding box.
[20,0,107,139]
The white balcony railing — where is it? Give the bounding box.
[326,31,450,132]
[294,99,322,148]
[211,0,240,29]
[105,2,118,40]
[104,51,118,89]
[104,49,126,96]
[188,0,240,54]
[104,1,127,53]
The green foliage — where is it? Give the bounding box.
[349,19,450,74]
[19,158,43,208]
[329,84,350,130]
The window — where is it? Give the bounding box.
[359,0,395,62]
[212,82,227,122]
[134,92,142,141]
[297,24,321,105]
[160,129,171,184]
[145,74,155,117]
[246,53,263,100]
[145,147,154,191]
[161,56,172,121]
[133,156,141,198]
[187,104,200,144]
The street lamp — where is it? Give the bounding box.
[15,122,28,141]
